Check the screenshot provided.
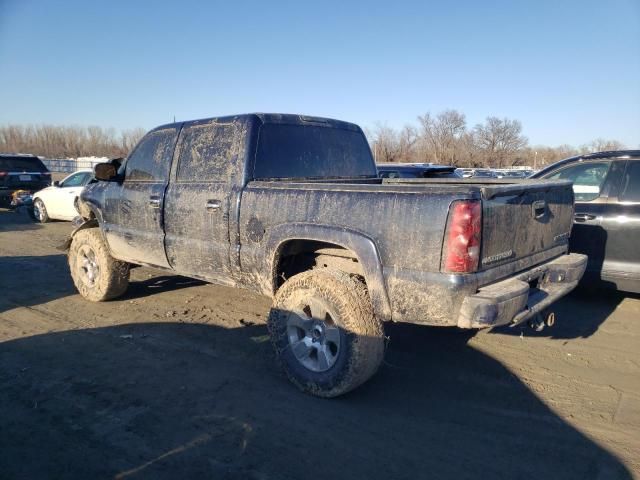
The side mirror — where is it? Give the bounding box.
[94,162,118,181]
[53,181,60,187]
[110,157,123,170]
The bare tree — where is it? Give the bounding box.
[581,138,626,154]
[120,128,146,156]
[472,117,528,168]
[0,124,147,158]
[396,125,418,163]
[417,110,467,163]
[367,123,399,163]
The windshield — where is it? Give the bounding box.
[254,123,376,179]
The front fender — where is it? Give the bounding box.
[265,223,392,321]
[58,218,99,251]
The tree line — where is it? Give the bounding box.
[366,109,626,169]
[0,125,147,159]
[0,117,627,168]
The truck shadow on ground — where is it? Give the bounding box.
[0,255,206,315]
[0,254,75,314]
[489,288,630,339]
[0,320,631,479]
[0,208,42,232]
[122,274,207,300]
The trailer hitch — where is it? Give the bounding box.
[528,310,556,331]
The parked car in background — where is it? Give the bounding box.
[532,150,640,293]
[31,169,93,222]
[377,163,461,179]
[462,168,497,178]
[508,170,534,178]
[0,154,51,206]
[495,170,533,179]
[477,169,498,178]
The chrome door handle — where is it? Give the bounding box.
[574,213,596,223]
[149,196,161,209]
[206,199,221,212]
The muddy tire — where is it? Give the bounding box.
[31,198,49,223]
[68,228,130,302]
[268,269,385,397]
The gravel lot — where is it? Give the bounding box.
[1,207,638,479]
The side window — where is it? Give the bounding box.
[61,172,86,187]
[177,123,236,182]
[619,161,640,202]
[125,129,178,182]
[546,161,611,202]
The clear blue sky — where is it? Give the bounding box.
[1,0,639,147]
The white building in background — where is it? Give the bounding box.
[40,156,109,173]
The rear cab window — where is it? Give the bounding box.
[253,123,376,180]
[176,122,238,182]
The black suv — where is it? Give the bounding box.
[532,150,640,293]
[0,154,51,205]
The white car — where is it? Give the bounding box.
[32,169,93,222]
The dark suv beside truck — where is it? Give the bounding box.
[65,113,586,397]
[0,154,51,205]
[532,150,640,293]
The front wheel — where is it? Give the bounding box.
[31,198,49,223]
[68,228,130,301]
[268,269,385,397]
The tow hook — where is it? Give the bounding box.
[527,310,556,331]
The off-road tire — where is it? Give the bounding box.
[31,198,50,223]
[69,228,130,301]
[268,269,385,397]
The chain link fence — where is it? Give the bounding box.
[41,157,108,173]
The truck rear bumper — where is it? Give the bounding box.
[456,253,587,328]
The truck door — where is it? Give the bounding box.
[105,127,178,267]
[163,120,240,283]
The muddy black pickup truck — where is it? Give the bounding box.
[67,113,587,397]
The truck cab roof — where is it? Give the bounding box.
[152,113,362,134]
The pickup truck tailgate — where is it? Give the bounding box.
[479,180,574,269]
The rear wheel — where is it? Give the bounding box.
[32,198,49,223]
[268,269,385,397]
[69,228,130,301]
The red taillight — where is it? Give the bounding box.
[442,200,482,273]
[0,171,7,177]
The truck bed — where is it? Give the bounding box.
[248,177,574,273]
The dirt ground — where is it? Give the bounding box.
[1,207,638,480]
